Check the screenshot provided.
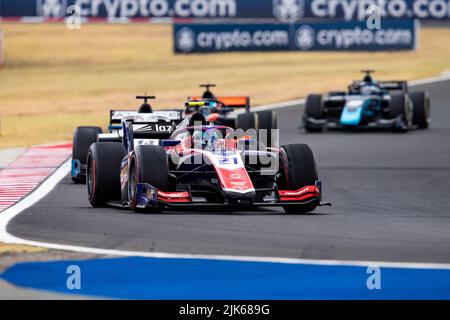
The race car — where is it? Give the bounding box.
[187,83,250,128]
[187,84,278,145]
[71,95,184,183]
[303,70,431,132]
[86,111,330,214]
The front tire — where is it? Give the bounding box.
[278,144,319,214]
[86,142,125,207]
[129,145,169,212]
[389,93,412,133]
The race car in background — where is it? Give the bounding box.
[187,83,251,128]
[86,110,329,214]
[71,96,184,183]
[303,70,431,133]
[187,84,278,146]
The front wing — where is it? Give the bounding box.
[304,115,407,131]
[133,181,331,209]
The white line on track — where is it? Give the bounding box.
[1,74,450,270]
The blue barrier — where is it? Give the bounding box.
[2,256,450,299]
[174,19,418,53]
[1,0,449,21]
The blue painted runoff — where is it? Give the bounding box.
[1,257,450,299]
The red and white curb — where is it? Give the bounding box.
[0,143,72,213]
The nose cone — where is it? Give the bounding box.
[223,189,256,200]
[340,101,365,126]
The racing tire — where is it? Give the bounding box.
[328,91,346,97]
[87,142,125,208]
[304,94,324,133]
[129,145,169,212]
[257,110,278,148]
[236,112,256,131]
[389,93,412,133]
[278,144,319,214]
[236,112,258,142]
[72,126,102,184]
[410,91,430,129]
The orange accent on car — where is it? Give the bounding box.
[208,113,221,122]
[190,96,248,107]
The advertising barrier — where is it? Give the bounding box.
[0,0,449,21]
[174,19,418,53]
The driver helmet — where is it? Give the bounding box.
[360,84,381,96]
[363,75,373,83]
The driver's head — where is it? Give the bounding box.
[139,103,152,113]
[363,74,375,84]
[202,90,215,100]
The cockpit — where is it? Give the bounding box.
[172,126,236,151]
[350,81,382,96]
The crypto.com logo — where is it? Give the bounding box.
[176,27,196,53]
[295,25,315,50]
[37,0,67,18]
[273,0,305,23]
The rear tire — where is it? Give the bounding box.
[410,91,430,129]
[236,112,256,131]
[304,94,324,133]
[72,126,102,184]
[236,112,257,143]
[278,144,319,214]
[129,145,169,212]
[257,110,278,148]
[86,142,125,207]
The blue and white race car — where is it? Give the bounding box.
[303,70,430,133]
[71,95,184,183]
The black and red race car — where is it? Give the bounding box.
[86,107,330,214]
[187,84,277,131]
[186,83,279,147]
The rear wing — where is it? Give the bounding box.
[379,81,409,93]
[109,109,183,125]
[190,96,250,112]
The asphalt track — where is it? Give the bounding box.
[7,80,450,264]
